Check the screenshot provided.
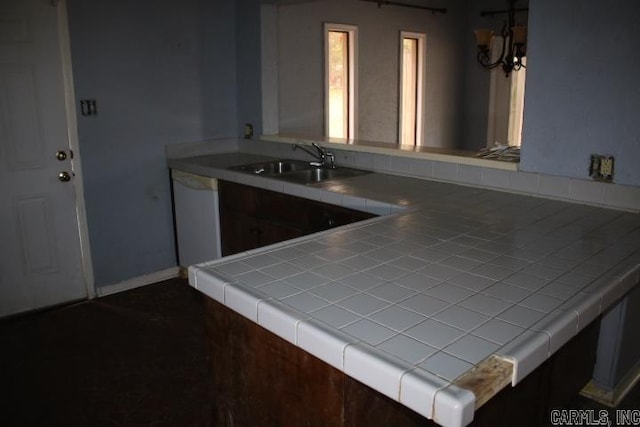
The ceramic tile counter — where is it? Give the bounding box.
[169,152,640,427]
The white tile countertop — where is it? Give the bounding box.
[169,152,640,427]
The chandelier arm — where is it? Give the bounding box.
[476,0,527,74]
[479,22,508,69]
[513,60,526,71]
[477,50,502,69]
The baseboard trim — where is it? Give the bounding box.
[96,267,181,297]
[580,361,640,407]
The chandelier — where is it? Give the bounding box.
[474,0,528,76]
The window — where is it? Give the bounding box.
[399,31,426,146]
[487,38,526,147]
[325,23,357,139]
[507,60,526,147]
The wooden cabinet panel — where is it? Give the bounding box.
[308,201,374,231]
[218,181,260,255]
[219,211,259,255]
[218,180,375,256]
[204,298,345,426]
[259,189,311,228]
[204,296,601,427]
[258,219,305,248]
[218,180,257,215]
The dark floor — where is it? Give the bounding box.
[1,278,638,427]
[0,278,213,427]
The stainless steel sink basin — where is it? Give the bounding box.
[228,159,371,184]
[276,166,371,184]
[229,159,311,175]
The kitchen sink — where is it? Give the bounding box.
[229,159,311,175]
[228,159,371,184]
[275,166,371,184]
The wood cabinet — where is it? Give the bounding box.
[204,296,601,427]
[218,180,374,256]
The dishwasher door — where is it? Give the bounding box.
[172,170,222,267]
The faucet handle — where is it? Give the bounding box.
[311,142,325,155]
[325,151,336,168]
[296,142,335,168]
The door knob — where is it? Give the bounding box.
[55,150,67,161]
[58,171,72,182]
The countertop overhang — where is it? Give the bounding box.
[169,152,640,427]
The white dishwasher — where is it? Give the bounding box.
[171,169,222,267]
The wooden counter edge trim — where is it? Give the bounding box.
[453,354,514,410]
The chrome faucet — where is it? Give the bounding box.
[293,142,336,168]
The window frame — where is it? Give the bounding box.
[324,23,358,140]
[398,31,426,147]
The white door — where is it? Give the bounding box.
[0,0,90,316]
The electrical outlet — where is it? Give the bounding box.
[80,99,97,117]
[244,123,254,139]
[600,157,614,177]
[589,154,614,182]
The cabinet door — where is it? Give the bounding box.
[258,189,312,231]
[218,180,376,257]
[256,187,309,246]
[258,219,305,248]
[219,181,258,216]
[309,201,375,232]
[219,212,259,256]
[219,181,259,256]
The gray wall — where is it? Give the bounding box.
[67,0,241,287]
[275,0,467,148]
[520,0,640,186]
[67,0,640,288]
[236,0,264,136]
[273,0,640,187]
[593,284,640,390]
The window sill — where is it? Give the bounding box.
[260,134,520,172]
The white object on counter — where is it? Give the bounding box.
[171,169,222,267]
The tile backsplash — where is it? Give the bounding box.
[234,139,640,213]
